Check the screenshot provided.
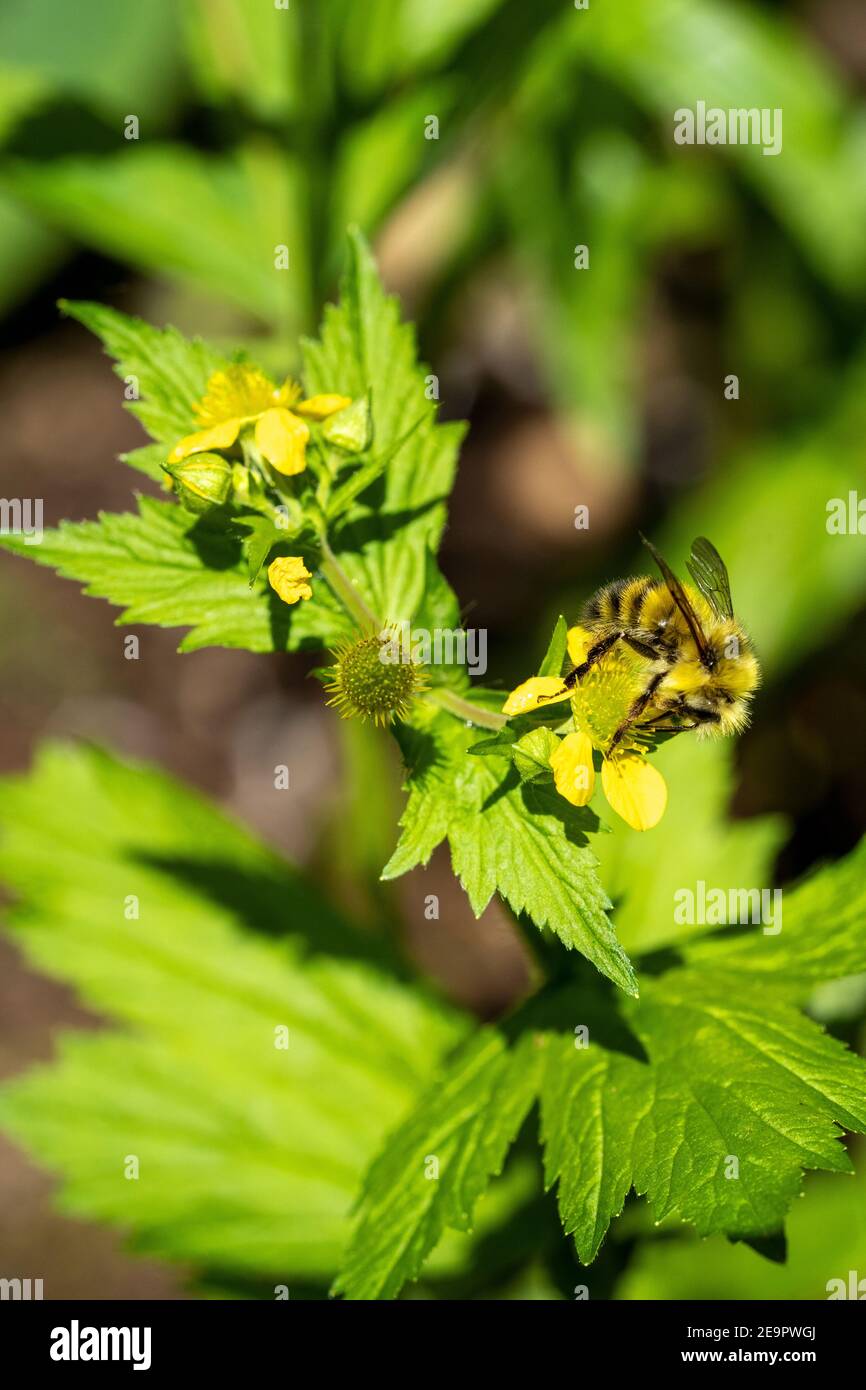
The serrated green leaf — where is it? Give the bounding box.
[384,704,636,995]
[0,496,351,653]
[8,235,465,658]
[62,299,230,448]
[627,972,866,1235]
[540,1033,648,1264]
[540,970,866,1263]
[325,411,426,523]
[231,515,292,587]
[336,953,866,1293]
[467,726,518,759]
[302,229,464,625]
[683,836,866,991]
[333,1029,544,1300]
[0,743,466,1280]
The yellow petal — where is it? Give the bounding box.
[168,418,241,463]
[502,676,570,716]
[295,393,352,420]
[601,753,667,831]
[194,366,277,424]
[550,731,596,807]
[267,556,313,605]
[567,625,592,666]
[255,408,310,475]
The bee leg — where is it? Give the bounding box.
[607,672,665,754]
[636,717,697,734]
[681,706,721,728]
[622,634,661,661]
[538,630,624,702]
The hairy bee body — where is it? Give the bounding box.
[563,537,761,750]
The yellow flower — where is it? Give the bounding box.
[267,556,313,605]
[505,624,668,831]
[168,366,351,477]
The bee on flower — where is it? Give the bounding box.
[502,536,759,831]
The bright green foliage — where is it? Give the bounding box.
[0,744,466,1281]
[381,607,633,992]
[683,837,866,991]
[1,236,632,993]
[619,973,866,1237]
[338,837,866,1294]
[0,496,351,654]
[334,1030,545,1300]
[617,1169,866,1301]
[594,736,786,956]
[4,143,305,328]
[1,232,461,653]
[384,702,636,997]
[0,214,864,1303]
[540,1033,650,1266]
[61,299,230,446]
[302,231,464,627]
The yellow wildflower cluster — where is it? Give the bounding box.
[168,366,354,608]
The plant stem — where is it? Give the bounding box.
[427,687,506,731]
[318,537,506,732]
[318,536,379,631]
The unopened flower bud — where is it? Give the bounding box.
[321,394,372,453]
[162,453,233,514]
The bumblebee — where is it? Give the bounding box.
[554,535,760,753]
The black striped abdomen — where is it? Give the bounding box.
[582,575,654,629]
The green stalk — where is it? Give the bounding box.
[318,536,379,631]
[426,686,506,732]
[318,536,506,732]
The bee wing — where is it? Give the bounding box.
[639,532,711,659]
[687,536,734,620]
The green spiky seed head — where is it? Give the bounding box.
[325,631,425,726]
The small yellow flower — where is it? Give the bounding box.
[506,623,668,831]
[168,366,351,477]
[268,556,313,605]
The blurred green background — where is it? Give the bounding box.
[0,0,864,1299]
